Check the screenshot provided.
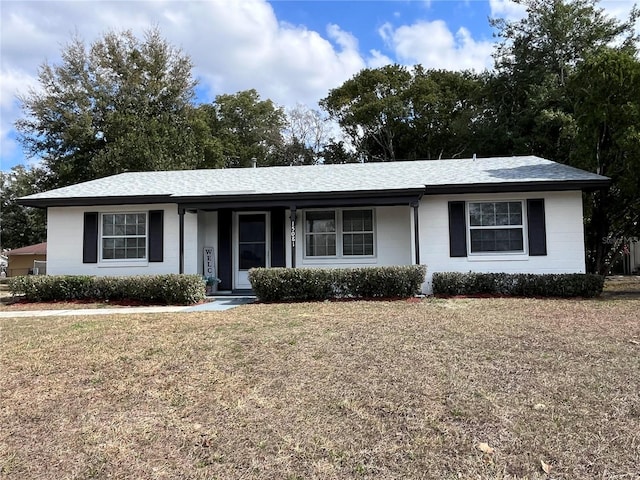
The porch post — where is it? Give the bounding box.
[178,207,185,274]
[290,206,297,268]
[411,201,420,265]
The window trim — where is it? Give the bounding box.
[342,208,375,257]
[303,208,376,259]
[304,210,337,258]
[99,212,148,263]
[466,200,528,256]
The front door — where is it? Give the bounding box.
[234,212,269,289]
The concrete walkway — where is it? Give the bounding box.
[183,296,255,312]
[0,296,255,318]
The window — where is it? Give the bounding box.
[304,209,375,257]
[342,210,374,256]
[305,211,336,256]
[468,201,524,253]
[238,214,267,270]
[101,213,147,260]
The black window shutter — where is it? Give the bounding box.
[148,210,164,262]
[217,209,233,290]
[83,212,99,263]
[270,208,286,267]
[527,199,547,256]
[448,201,467,257]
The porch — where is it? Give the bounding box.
[177,192,423,292]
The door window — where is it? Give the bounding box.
[238,214,266,270]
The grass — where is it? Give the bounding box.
[1,298,639,479]
[604,275,640,294]
[1,275,638,312]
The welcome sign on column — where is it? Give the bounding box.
[204,246,215,278]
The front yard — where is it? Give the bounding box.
[1,298,639,479]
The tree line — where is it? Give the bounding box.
[2,0,638,274]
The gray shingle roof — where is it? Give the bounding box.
[20,156,609,206]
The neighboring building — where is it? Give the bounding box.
[18,156,609,293]
[6,242,47,277]
[0,251,7,276]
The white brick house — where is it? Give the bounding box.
[19,156,609,293]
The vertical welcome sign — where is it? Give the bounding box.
[204,246,215,278]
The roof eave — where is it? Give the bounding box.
[424,179,610,195]
[17,189,426,209]
[18,194,175,209]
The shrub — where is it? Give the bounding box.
[8,275,94,302]
[339,265,427,298]
[248,268,334,302]
[249,265,427,302]
[8,274,205,305]
[432,272,604,298]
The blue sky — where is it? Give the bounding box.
[0,0,636,172]
[271,0,495,44]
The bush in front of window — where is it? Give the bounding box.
[247,268,335,302]
[339,265,428,298]
[432,272,604,298]
[9,275,94,302]
[9,274,205,305]
[248,265,427,302]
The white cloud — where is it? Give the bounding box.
[367,50,393,69]
[380,20,494,71]
[0,67,39,170]
[489,0,639,48]
[600,0,638,19]
[0,68,36,111]
[491,0,639,34]
[2,0,634,170]
[601,0,640,37]
[0,0,369,170]
[489,0,527,21]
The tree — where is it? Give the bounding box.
[0,166,47,249]
[282,104,330,164]
[200,89,287,167]
[16,28,206,188]
[320,140,358,164]
[489,0,639,160]
[403,67,484,160]
[570,49,640,273]
[492,0,638,86]
[321,64,413,162]
[321,65,487,162]
[272,138,316,166]
[490,0,640,273]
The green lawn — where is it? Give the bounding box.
[1,298,639,479]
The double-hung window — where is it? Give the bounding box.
[468,201,524,253]
[305,211,337,257]
[304,209,374,257]
[342,210,374,255]
[101,213,147,260]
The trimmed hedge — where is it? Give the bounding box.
[248,265,427,302]
[8,274,205,305]
[432,272,604,298]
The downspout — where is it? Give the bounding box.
[411,199,421,265]
[179,207,185,274]
[290,206,297,268]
